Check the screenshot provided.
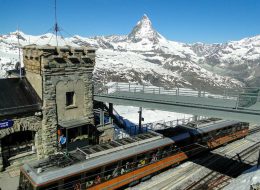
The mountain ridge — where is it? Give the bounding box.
[1,15,259,91]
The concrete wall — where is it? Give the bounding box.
[23,50,42,99]
[26,71,42,99]
[56,79,85,122]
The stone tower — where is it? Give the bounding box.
[23,45,96,157]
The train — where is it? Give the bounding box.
[18,119,249,190]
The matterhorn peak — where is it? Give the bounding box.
[141,14,151,23]
[128,14,162,43]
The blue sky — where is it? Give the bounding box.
[0,0,260,43]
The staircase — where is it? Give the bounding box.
[94,101,127,129]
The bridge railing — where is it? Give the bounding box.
[96,83,260,109]
[101,83,241,99]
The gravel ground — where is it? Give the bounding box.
[0,171,19,190]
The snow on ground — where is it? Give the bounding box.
[114,126,130,140]
[224,166,260,190]
[112,105,193,139]
[114,105,192,125]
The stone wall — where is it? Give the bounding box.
[0,114,42,171]
[41,60,94,156]
[98,124,115,144]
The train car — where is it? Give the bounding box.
[18,120,249,190]
[176,120,249,148]
[200,120,249,148]
[19,132,189,190]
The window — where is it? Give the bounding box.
[66,92,75,106]
[84,168,102,188]
[39,183,59,190]
[104,162,121,180]
[63,175,81,190]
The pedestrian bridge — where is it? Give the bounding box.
[94,83,260,123]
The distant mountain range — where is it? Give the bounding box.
[1,15,260,92]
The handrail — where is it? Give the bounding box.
[94,83,260,109]
[124,116,201,136]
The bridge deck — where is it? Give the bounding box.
[94,84,260,123]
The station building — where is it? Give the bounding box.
[0,45,113,171]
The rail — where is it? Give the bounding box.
[95,83,260,110]
[121,116,198,136]
[184,141,260,190]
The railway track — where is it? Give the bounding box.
[138,153,218,190]
[135,139,253,190]
[248,126,260,135]
[184,142,260,190]
[134,126,260,190]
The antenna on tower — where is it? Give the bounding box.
[30,0,68,46]
[17,26,22,79]
[54,0,59,47]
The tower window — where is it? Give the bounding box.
[66,92,75,106]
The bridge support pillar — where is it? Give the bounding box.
[109,103,113,116]
[138,107,143,133]
[100,109,105,126]
[193,115,198,121]
[108,103,113,123]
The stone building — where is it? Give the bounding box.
[0,78,41,171]
[0,45,103,171]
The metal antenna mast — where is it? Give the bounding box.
[54,0,59,47]
[17,26,22,79]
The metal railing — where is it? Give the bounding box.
[143,116,209,131]
[122,116,206,136]
[95,83,260,110]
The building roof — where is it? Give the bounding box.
[6,68,25,78]
[0,77,41,116]
[179,120,242,135]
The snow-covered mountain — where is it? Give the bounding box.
[1,15,260,91]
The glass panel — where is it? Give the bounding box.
[84,169,102,188]
[104,162,120,181]
[38,183,58,190]
[63,175,81,190]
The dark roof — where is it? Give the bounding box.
[59,118,90,129]
[0,78,41,116]
[6,68,25,77]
